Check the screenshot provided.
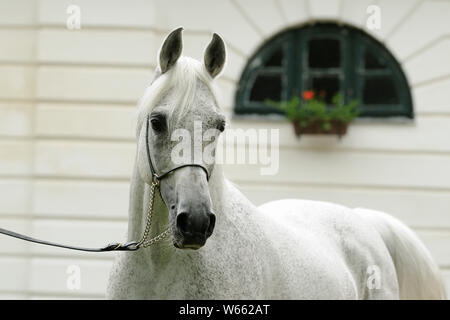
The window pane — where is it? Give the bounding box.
[311,76,339,103]
[265,47,283,67]
[364,49,387,70]
[363,76,399,104]
[250,74,282,102]
[308,38,340,68]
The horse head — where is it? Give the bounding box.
[136,27,227,250]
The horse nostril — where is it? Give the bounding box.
[206,213,216,236]
[177,212,215,238]
[176,212,189,234]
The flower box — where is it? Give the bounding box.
[292,119,349,137]
[268,91,359,139]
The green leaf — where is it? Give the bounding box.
[270,93,360,128]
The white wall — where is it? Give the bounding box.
[0,0,449,299]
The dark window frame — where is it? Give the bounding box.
[235,23,413,119]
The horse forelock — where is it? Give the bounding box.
[136,56,220,136]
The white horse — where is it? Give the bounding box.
[107,28,446,299]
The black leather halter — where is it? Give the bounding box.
[0,115,209,252]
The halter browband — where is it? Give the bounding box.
[0,115,210,252]
[145,115,210,182]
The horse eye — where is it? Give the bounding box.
[217,121,226,132]
[150,117,165,132]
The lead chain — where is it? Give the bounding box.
[136,178,170,248]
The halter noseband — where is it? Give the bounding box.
[145,115,210,182]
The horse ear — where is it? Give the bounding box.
[204,33,226,78]
[159,27,183,74]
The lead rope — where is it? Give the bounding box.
[136,177,171,248]
[0,175,170,252]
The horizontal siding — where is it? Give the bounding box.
[0,66,35,99]
[0,293,28,299]
[2,139,445,190]
[0,258,29,292]
[35,103,137,139]
[38,0,156,28]
[224,147,450,189]
[37,29,158,66]
[34,140,135,178]
[1,0,449,299]
[22,106,450,153]
[36,66,152,103]
[0,218,31,254]
[231,117,450,152]
[32,180,129,219]
[3,177,449,228]
[416,230,450,267]
[0,103,33,137]
[0,0,35,26]
[0,29,35,62]
[29,257,112,297]
[239,183,450,229]
[29,219,127,258]
[0,140,32,175]
[0,179,31,214]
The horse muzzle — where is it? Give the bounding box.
[174,211,215,249]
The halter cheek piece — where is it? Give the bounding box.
[145,115,210,182]
[0,115,210,252]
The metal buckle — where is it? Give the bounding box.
[152,173,160,183]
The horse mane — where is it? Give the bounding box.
[136,56,220,136]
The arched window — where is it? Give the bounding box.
[235,23,413,118]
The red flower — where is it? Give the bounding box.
[302,90,315,101]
